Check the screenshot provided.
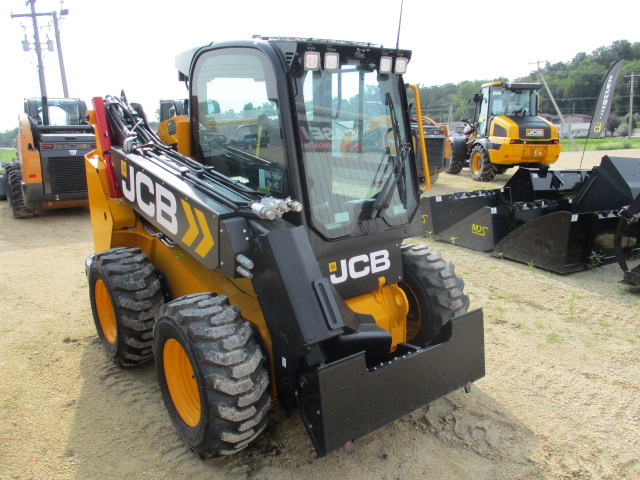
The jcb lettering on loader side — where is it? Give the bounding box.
[121,163,179,235]
[329,249,390,284]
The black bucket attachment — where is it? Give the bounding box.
[421,189,512,251]
[420,155,640,274]
[615,192,640,286]
[298,308,485,457]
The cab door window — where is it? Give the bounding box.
[191,48,289,196]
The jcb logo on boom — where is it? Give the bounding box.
[120,162,215,258]
[121,163,178,235]
[328,250,390,284]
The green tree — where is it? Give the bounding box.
[0,128,18,148]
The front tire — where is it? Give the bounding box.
[88,247,164,367]
[470,145,497,182]
[399,243,470,346]
[154,293,270,459]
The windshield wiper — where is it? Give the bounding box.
[370,94,409,219]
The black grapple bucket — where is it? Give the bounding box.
[420,156,640,274]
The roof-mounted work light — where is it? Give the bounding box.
[395,57,408,74]
[379,56,393,74]
[304,51,321,71]
[324,52,339,71]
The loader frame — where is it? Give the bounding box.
[85,37,485,457]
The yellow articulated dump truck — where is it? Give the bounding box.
[83,37,485,458]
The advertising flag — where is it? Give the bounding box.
[588,58,624,138]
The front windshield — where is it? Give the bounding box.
[297,62,416,240]
[490,86,538,116]
[33,98,83,125]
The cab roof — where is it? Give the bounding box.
[482,81,542,90]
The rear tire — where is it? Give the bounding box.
[6,165,34,218]
[88,247,164,367]
[399,243,470,346]
[154,293,270,459]
[470,145,497,182]
[446,137,465,175]
[0,164,7,201]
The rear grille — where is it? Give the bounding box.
[48,157,88,195]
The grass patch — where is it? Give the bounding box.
[0,147,16,164]
[546,333,562,344]
[560,137,640,152]
[2,395,18,409]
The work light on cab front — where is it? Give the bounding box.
[394,56,408,74]
[324,52,340,71]
[303,51,321,71]
[379,56,393,74]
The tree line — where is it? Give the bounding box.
[0,128,18,148]
[415,40,640,134]
[2,41,638,144]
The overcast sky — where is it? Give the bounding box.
[0,0,637,131]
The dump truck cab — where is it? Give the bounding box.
[85,37,484,458]
[448,81,561,181]
[5,97,94,218]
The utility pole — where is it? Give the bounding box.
[51,10,69,98]
[534,67,579,152]
[11,0,70,117]
[12,0,49,123]
[625,71,638,141]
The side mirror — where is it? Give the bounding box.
[473,93,483,103]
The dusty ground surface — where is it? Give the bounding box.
[1,149,639,480]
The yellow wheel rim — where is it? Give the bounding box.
[164,339,201,427]
[471,152,482,173]
[400,283,422,342]
[95,279,117,344]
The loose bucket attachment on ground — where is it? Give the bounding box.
[420,156,640,276]
[615,192,640,286]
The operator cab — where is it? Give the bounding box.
[24,97,88,126]
[474,82,541,136]
[184,38,419,245]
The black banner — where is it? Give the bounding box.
[588,58,624,139]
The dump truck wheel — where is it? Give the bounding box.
[470,145,496,182]
[399,243,470,346]
[6,166,34,218]
[88,247,164,367]
[154,293,270,459]
[446,138,465,175]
